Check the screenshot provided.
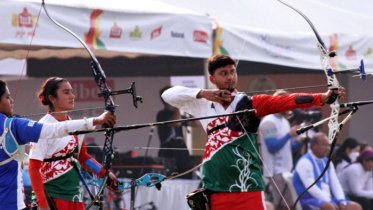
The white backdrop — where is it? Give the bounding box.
[0,0,212,59]
[157,0,373,72]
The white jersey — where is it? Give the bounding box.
[335,159,349,175]
[338,163,373,198]
[259,114,292,177]
[293,150,345,202]
[162,86,247,133]
[29,114,87,182]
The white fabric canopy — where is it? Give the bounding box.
[156,0,373,73]
[0,0,212,59]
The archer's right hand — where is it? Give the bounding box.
[197,89,232,104]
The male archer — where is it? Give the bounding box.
[162,54,345,209]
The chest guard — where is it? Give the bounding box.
[0,117,25,163]
[227,95,261,133]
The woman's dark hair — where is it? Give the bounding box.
[0,80,7,101]
[208,54,236,76]
[333,137,360,166]
[37,77,68,111]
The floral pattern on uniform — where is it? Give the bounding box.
[41,136,77,182]
[204,116,244,161]
[229,145,258,192]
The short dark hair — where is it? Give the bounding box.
[208,54,236,76]
[0,80,7,101]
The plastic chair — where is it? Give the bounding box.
[282,172,303,210]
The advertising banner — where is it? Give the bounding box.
[0,1,212,59]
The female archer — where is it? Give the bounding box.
[0,79,116,210]
[29,77,118,210]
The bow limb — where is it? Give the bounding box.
[275,1,361,209]
[41,1,116,209]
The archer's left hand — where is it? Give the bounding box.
[321,86,346,103]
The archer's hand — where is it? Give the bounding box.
[289,125,301,137]
[321,86,346,103]
[197,89,232,104]
[93,111,116,127]
[108,172,118,191]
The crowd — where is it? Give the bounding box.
[261,115,373,210]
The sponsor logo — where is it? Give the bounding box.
[259,35,292,60]
[345,45,356,60]
[151,26,162,40]
[193,30,208,43]
[84,9,106,49]
[12,8,38,38]
[171,31,184,38]
[70,80,114,102]
[130,26,142,39]
[110,22,122,38]
[364,48,373,59]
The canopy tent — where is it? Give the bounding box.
[0,0,213,63]
[156,0,373,73]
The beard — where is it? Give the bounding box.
[215,80,236,92]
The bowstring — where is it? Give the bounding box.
[235,114,292,210]
[227,0,292,200]
[235,0,260,67]
[17,3,59,210]
[13,3,43,101]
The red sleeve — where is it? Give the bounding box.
[29,159,49,208]
[78,140,106,177]
[252,93,324,118]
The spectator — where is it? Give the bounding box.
[259,90,302,210]
[333,138,360,175]
[338,150,373,210]
[156,86,199,179]
[293,133,361,210]
[359,142,372,153]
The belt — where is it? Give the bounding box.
[44,152,74,162]
[207,124,227,135]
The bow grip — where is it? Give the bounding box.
[326,88,339,104]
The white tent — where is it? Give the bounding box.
[156,0,373,73]
[0,0,212,62]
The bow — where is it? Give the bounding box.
[277,1,366,209]
[71,109,256,209]
[39,1,143,209]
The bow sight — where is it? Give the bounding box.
[98,81,143,108]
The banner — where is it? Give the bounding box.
[215,22,373,73]
[0,1,212,59]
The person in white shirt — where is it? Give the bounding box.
[333,138,360,175]
[338,149,373,210]
[293,132,361,210]
[259,90,302,210]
